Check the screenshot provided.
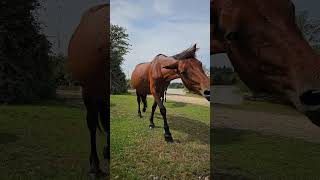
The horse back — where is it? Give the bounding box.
[68,4,110,90]
[131,63,151,94]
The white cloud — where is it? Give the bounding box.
[153,0,173,16]
[110,0,144,28]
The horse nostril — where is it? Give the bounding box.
[300,90,320,106]
[204,90,210,96]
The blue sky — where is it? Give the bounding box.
[111,0,210,78]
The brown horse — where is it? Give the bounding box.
[68,4,109,177]
[211,0,320,126]
[133,44,210,142]
[131,62,178,117]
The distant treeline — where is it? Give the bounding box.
[211,66,237,85]
[0,1,55,103]
[168,82,184,89]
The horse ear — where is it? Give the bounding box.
[163,61,178,69]
[192,43,199,52]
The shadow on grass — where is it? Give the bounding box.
[213,172,252,180]
[167,114,209,144]
[213,128,248,145]
[212,128,257,180]
[168,102,187,108]
[0,133,19,144]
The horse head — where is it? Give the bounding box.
[163,44,210,101]
[212,0,320,126]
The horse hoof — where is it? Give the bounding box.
[103,146,110,160]
[149,124,155,129]
[164,134,174,143]
[88,169,107,180]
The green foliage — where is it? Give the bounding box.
[296,11,320,51]
[168,82,185,89]
[0,0,55,103]
[50,54,76,87]
[111,24,130,94]
[211,66,237,85]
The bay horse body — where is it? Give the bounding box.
[133,44,210,142]
[131,62,177,117]
[211,0,320,126]
[68,4,109,177]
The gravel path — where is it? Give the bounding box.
[163,94,209,107]
[212,104,320,143]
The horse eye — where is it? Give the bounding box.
[225,31,238,41]
[181,71,187,76]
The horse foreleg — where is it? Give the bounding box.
[155,95,173,143]
[149,100,157,129]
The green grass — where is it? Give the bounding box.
[213,100,320,179]
[2,95,320,179]
[111,95,210,179]
[0,102,106,180]
[213,128,320,179]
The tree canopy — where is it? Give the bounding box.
[110,24,130,94]
[0,0,55,103]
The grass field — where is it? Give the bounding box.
[110,95,210,179]
[2,95,320,179]
[0,101,107,179]
[213,128,320,179]
[213,102,320,179]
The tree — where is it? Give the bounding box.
[296,11,320,51]
[50,54,75,87]
[0,0,55,103]
[211,66,237,85]
[110,24,130,94]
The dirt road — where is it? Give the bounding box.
[213,104,320,143]
[162,94,210,106]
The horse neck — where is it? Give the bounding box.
[162,70,179,81]
[155,57,179,81]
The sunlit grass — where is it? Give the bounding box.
[111,95,210,179]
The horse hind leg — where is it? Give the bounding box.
[83,95,106,177]
[137,94,142,118]
[142,95,147,112]
[98,97,110,176]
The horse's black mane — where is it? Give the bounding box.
[156,54,167,57]
[172,44,198,60]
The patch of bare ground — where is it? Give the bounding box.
[212,104,320,143]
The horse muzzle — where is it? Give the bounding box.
[202,90,210,101]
